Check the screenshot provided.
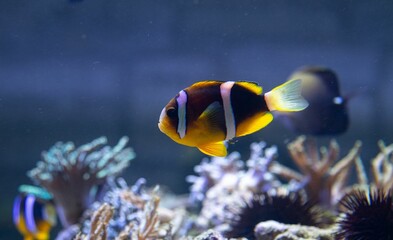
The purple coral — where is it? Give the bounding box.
[191,142,293,230]
[80,177,187,239]
[81,178,149,239]
[28,136,135,227]
[186,152,244,207]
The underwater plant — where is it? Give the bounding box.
[336,188,393,240]
[28,136,135,227]
[271,136,362,208]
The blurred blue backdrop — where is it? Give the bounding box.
[1,0,393,238]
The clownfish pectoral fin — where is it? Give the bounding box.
[236,112,274,137]
[197,101,225,130]
[237,81,263,95]
[265,79,309,112]
[197,141,227,157]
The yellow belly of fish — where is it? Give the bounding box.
[174,121,225,147]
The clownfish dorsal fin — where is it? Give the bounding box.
[197,141,227,157]
[236,81,263,95]
[190,80,222,89]
[197,101,225,130]
[236,112,274,137]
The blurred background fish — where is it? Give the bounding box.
[275,66,350,136]
[13,185,56,240]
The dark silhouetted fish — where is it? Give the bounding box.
[275,66,349,136]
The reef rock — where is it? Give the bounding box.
[254,220,334,240]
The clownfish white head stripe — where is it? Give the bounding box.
[220,81,236,140]
[176,90,188,139]
[25,195,38,233]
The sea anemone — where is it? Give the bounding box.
[336,188,393,240]
[28,136,135,227]
[222,190,330,239]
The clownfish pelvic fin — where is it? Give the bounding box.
[265,79,309,112]
[197,141,227,157]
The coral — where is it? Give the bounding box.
[272,136,362,208]
[28,136,135,227]
[80,178,149,239]
[79,177,186,240]
[336,188,393,240]
[222,190,332,239]
[192,143,287,230]
[74,203,113,240]
[369,141,393,191]
[193,229,225,240]
[186,152,244,208]
[254,220,335,240]
[23,135,390,240]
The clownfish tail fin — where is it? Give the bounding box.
[264,79,309,112]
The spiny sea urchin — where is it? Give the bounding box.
[337,188,393,240]
[223,190,331,239]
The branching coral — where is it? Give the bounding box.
[74,203,114,240]
[349,140,393,197]
[132,191,161,240]
[369,141,393,191]
[271,136,362,208]
[28,136,135,227]
[79,178,186,240]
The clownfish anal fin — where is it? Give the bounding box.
[197,101,225,130]
[236,112,274,137]
[197,141,227,157]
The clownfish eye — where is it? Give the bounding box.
[166,107,177,118]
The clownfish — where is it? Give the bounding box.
[158,79,308,157]
[275,66,349,135]
[13,185,56,240]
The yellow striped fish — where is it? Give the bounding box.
[13,185,56,240]
[158,79,308,157]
